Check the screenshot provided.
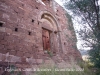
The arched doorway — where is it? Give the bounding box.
[38,11,62,54]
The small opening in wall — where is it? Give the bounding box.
[54,31,57,34]
[64,42,66,45]
[28,31,31,35]
[0,22,3,27]
[53,51,56,54]
[22,4,24,6]
[32,19,34,22]
[36,7,38,9]
[41,14,45,19]
[15,28,18,32]
[57,10,58,12]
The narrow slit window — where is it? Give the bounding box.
[32,19,34,22]
[15,28,18,32]
[28,31,31,35]
[0,22,3,27]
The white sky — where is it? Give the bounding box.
[55,0,63,5]
[55,0,100,5]
[99,0,100,5]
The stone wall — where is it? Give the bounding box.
[0,0,82,73]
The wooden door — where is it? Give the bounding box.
[42,29,50,50]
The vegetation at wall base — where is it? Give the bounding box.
[35,68,96,75]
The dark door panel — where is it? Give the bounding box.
[42,28,50,50]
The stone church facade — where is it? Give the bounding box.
[0,0,81,74]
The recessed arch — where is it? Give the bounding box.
[38,11,60,32]
[38,11,63,54]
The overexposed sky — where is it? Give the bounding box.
[55,0,100,5]
[98,0,100,5]
[55,0,62,5]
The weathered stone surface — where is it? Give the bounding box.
[36,59,43,64]
[0,0,82,70]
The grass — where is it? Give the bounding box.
[34,63,96,75]
[7,59,97,75]
[7,62,97,75]
[35,69,95,75]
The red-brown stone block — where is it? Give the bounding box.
[0,0,82,70]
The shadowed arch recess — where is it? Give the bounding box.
[38,11,60,32]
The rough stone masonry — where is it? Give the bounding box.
[0,0,82,74]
